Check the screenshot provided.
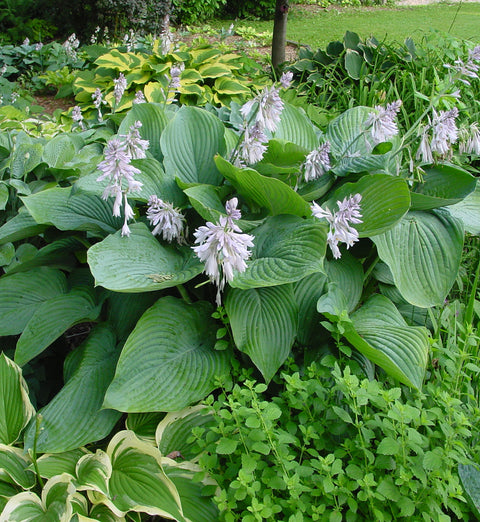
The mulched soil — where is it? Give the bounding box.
[33,94,75,115]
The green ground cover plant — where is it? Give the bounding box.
[0,17,480,522]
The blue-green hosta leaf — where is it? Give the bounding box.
[273,102,319,150]
[330,174,411,237]
[325,251,364,313]
[0,243,14,266]
[105,430,187,520]
[0,474,75,522]
[10,142,43,179]
[126,412,165,440]
[75,157,186,207]
[156,405,214,461]
[23,325,120,453]
[255,139,308,178]
[161,106,226,185]
[215,156,311,217]
[104,297,230,412]
[372,210,464,307]
[183,184,228,224]
[15,288,101,367]
[21,187,123,236]
[118,103,169,161]
[0,354,35,445]
[36,449,90,480]
[0,211,48,246]
[87,223,203,293]
[226,285,298,382]
[0,445,35,489]
[410,164,477,210]
[448,179,480,234]
[0,267,67,336]
[43,135,76,168]
[230,215,327,289]
[0,182,8,210]
[458,464,480,517]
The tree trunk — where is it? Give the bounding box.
[271,0,289,71]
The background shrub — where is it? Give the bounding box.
[172,0,227,25]
[222,0,276,20]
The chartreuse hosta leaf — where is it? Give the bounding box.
[23,325,121,454]
[318,287,429,389]
[215,156,311,217]
[0,444,35,489]
[331,174,411,237]
[22,187,123,236]
[226,285,298,382]
[372,209,464,308]
[0,354,35,445]
[87,223,203,293]
[0,473,76,522]
[102,430,188,521]
[410,163,477,211]
[230,214,327,289]
[104,297,230,412]
[448,178,480,234]
[156,405,214,461]
[15,287,101,367]
[161,106,226,185]
[0,267,67,336]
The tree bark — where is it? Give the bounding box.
[271,0,289,71]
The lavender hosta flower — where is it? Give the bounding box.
[133,90,146,104]
[22,38,30,46]
[311,194,363,259]
[365,100,402,145]
[303,142,331,182]
[240,123,268,165]
[193,198,254,305]
[0,64,7,77]
[240,85,284,133]
[113,73,127,106]
[63,33,79,60]
[280,71,293,89]
[35,42,43,51]
[430,107,458,156]
[445,45,480,85]
[71,105,85,130]
[225,197,242,222]
[161,29,174,55]
[10,92,19,103]
[459,123,480,155]
[416,127,434,164]
[121,121,149,159]
[169,63,184,93]
[92,88,107,121]
[146,195,185,242]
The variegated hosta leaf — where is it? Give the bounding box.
[104,297,230,412]
[230,214,327,289]
[226,285,298,382]
[0,444,35,489]
[0,354,35,445]
[76,451,112,497]
[372,209,464,307]
[0,474,75,522]
[36,449,90,480]
[105,431,188,521]
[87,223,203,293]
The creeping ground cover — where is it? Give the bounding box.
[0,26,479,521]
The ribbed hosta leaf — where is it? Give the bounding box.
[36,449,89,480]
[184,184,227,223]
[294,273,327,347]
[331,174,410,237]
[273,102,319,150]
[22,187,123,236]
[23,325,121,453]
[118,103,169,161]
[76,450,112,497]
[410,163,477,210]
[458,464,480,516]
[226,285,298,382]
[0,445,35,489]
[0,354,35,445]
[43,135,76,168]
[105,431,187,520]
[215,156,311,217]
[0,212,48,245]
[325,251,364,312]
[88,223,203,293]
[372,210,464,307]
[0,267,67,336]
[161,106,226,185]
[230,215,327,289]
[104,297,230,412]
[15,289,101,367]
[448,179,480,234]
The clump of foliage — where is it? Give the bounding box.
[222,0,276,20]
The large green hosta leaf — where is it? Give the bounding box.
[0,212,48,246]
[230,214,327,289]
[88,223,203,292]
[215,155,311,217]
[104,297,230,412]
[272,103,319,150]
[161,106,226,185]
[0,445,35,489]
[0,354,35,445]
[330,174,411,237]
[448,179,480,234]
[226,285,298,382]
[372,209,464,307]
[0,267,67,336]
[318,289,429,388]
[23,325,121,454]
[21,187,123,236]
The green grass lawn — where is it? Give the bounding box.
[213,3,480,49]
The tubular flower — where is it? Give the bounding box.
[92,88,107,121]
[444,45,480,85]
[459,123,480,155]
[303,142,331,182]
[146,195,186,242]
[71,106,85,129]
[240,123,268,165]
[280,71,293,89]
[311,194,363,259]
[365,100,402,145]
[193,198,254,305]
[121,121,149,159]
[240,85,284,133]
[133,90,146,104]
[113,73,127,105]
[430,107,459,156]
